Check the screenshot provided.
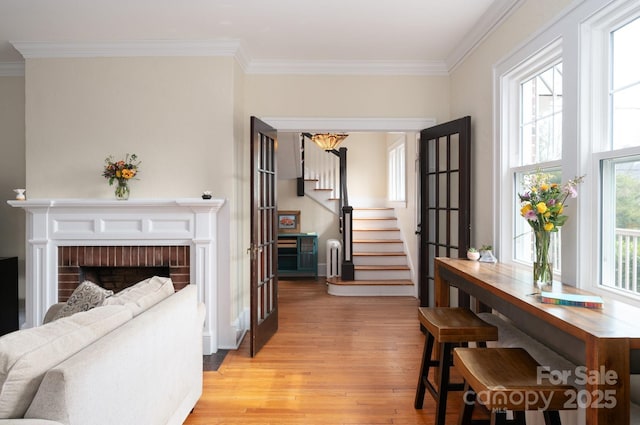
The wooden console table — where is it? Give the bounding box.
[434,257,640,425]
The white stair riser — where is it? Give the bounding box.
[355,269,411,280]
[353,219,398,229]
[327,284,415,297]
[353,209,395,219]
[353,230,400,240]
[353,255,407,266]
[353,242,404,252]
[303,181,339,214]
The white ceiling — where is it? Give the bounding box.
[0,0,522,74]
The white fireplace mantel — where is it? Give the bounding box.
[8,198,236,354]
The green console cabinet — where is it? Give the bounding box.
[277,233,318,277]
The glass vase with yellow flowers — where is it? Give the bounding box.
[102,154,141,200]
[518,171,584,285]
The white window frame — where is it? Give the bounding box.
[387,135,406,207]
[497,40,564,276]
[495,0,640,307]
[582,0,640,304]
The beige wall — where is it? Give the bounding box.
[449,0,572,250]
[0,76,26,297]
[341,132,388,205]
[25,57,235,198]
[245,74,450,121]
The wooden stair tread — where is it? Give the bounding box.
[327,277,413,286]
[354,207,394,210]
[353,215,397,221]
[354,239,402,243]
[353,228,400,232]
[355,265,410,270]
[353,252,406,256]
[313,188,333,191]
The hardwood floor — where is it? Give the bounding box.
[184,278,454,425]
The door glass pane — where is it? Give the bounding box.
[450,172,459,208]
[439,210,448,244]
[438,137,448,170]
[450,211,459,247]
[428,140,436,172]
[428,210,436,243]
[450,134,459,170]
[438,174,448,207]
[428,175,436,207]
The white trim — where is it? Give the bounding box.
[11,40,243,58]
[262,117,436,133]
[245,59,447,76]
[0,61,24,76]
[447,0,526,72]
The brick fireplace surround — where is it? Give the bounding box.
[8,198,240,354]
[58,245,190,301]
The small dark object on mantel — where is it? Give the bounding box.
[202,191,212,200]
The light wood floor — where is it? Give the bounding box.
[184,278,455,425]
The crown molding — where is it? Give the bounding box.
[11,39,242,58]
[245,59,448,76]
[446,0,525,72]
[261,117,436,133]
[0,61,24,76]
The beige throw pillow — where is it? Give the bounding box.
[102,276,175,316]
[52,281,114,321]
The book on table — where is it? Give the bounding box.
[540,291,604,309]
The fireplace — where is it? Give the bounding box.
[58,245,189,300]
[9,198,239,354]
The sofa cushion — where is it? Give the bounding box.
[51,281,114,321]
[102,276,175,316]
[0,305,133,418]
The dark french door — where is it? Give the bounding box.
[418,117,471,307]
[249,116,279,356]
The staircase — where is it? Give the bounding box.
[301,137,415,296]
[327,207,415,296]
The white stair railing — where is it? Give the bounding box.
[304,141,340,200]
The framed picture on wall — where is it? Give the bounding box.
[278,210,300,234]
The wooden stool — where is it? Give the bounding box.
[414,307,499,425]
[453,347,577,425]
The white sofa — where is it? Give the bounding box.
[0,283,205,425]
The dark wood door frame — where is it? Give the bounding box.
[250,116,279,356]
[418,116,471,307]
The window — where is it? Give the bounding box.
[589,12,640,298]
[497,0,640,303]
[500,45,564,272]
[388,136,406,204]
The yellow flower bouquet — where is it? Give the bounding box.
[103,153,141,200]
[518,171,584,284]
